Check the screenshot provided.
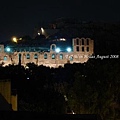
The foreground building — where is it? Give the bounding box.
[0,38,94,68]
[0,79,17,111]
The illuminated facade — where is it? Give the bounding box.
[0,38,94,68]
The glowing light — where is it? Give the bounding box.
[19,38,22,40]
[25,66,29,69]
[41,27,44,34]
[6,47,11,52]
[38,32,40,35]
[72,110,76,114]
[66,47,71,52]
[64,95,68,101]
[12,37,17,43]
[55,48,61,53]
[60,38,66,41]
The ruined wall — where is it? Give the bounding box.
[0,38,94,68]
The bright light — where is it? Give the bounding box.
[41,27,44,34]
[19,38,22,40]
[38,32,40,35]
[60,38,66,41]
[72,110,76,114]
[6,47,11,52]
[25,66,29,69]
[12,37,17,43]
[55,48,61,53]
[66,47,71,52]
[64,95,68,101]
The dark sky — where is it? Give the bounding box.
[0,0,120,42]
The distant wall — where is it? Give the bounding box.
[0,38,94,68]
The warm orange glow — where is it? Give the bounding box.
[12,37,17,43]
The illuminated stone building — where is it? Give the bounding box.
[0,38,94,68]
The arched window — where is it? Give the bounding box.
[86,47,89,52]
[82,47,84,52]
[26,53,30,59]
[86,39,89,45]
[34,54,38,59]
[44,54,47,59]
[52,45,55,51]
[76,39,79,45]
[76,46,79,52]
[82,39,84,45]
[69,56,73,61]
[52,54,55,59]
[4,56,7,61]
[50,44,56,51]
[59,54,63,59]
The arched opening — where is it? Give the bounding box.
[34,54,38,59]
[26,53,30,59]
[82,38,84,45]
[44,53,47,59]
[69,56,73,61]
[50,44,56,51]
[4,56,7,61]
[86,38,89,45]
[59,54,63,59]
[76,38,79,45]
[52,54,56,59]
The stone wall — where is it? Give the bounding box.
[0,38,94,68]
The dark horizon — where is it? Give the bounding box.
[0,0,120,42]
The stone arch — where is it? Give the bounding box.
[4,55,7,61]
[26,53,30,59]
[76,38,80,45]
[73,37,80,46]
[50,44,56,52]
[81,38,85,45]
[44,52,48,59]
[51,53,56,59]
[34,53,38,59]
[86,38,90,45]
[69,55,74,61]
[59,53,63,59]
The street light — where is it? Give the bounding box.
[66,47,72,52]
[55,48,61,53]
[41,27,44,34]
[12,37,17,43]
[5,47,11,52]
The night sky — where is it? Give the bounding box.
[0,0,120,42]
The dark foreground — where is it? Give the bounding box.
[0,111,102,120]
